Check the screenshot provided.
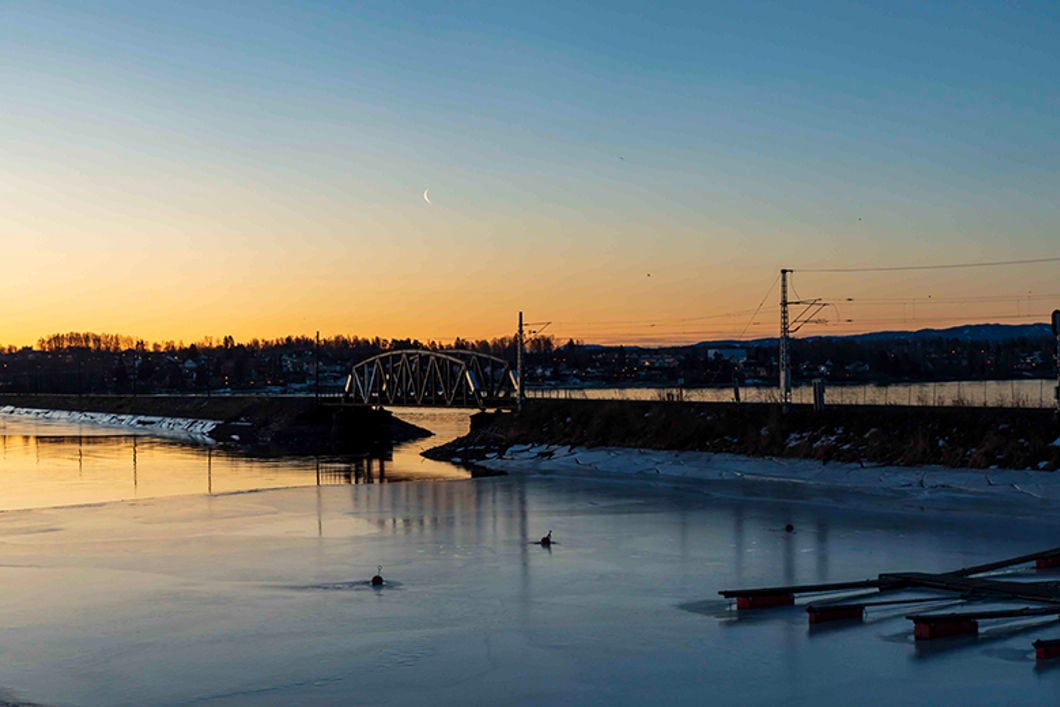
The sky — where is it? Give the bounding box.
[2,1,1059,347]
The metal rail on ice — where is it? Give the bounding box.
[717,546,1060,653]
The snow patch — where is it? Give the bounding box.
[477,445,1060,517]
[0,405,219,444]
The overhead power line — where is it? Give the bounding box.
[798,256,1060,273]
[814,292,1060,305]
[809,311,1053,327]
[736,273,780,341]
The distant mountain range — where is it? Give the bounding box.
[692,322,1053,349]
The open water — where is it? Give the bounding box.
[0,408,471,511]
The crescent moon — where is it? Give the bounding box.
[423,188,431,205]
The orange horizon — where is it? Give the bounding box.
[7,312,1053,352]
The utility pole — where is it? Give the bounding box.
[517,311,525,413]
[779,269,792,411]
[1052,310,1060,413]
[778,268,827,413]
[314,330,320,402]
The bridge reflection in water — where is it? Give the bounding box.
[0,407,474,511]
[314,454,390,485]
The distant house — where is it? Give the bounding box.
[707,348,748,363]
[638,354,679,369]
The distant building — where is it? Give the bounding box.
[707,348,747,363]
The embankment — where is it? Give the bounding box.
[0,394,430,455]
[428,400,1060,471]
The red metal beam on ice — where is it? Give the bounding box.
[736,593,794,610]
[1034,638,1060,660]
[806,603,865,624]
[908,605,1060,641]
[719,578,883,608]
[950,546,1060,577]
[913,618,978,640]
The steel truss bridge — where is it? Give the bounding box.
[343,350,520,409]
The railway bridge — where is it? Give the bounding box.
[342,349,520,409]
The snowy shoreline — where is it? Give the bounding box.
[474,444,1060,517]
[0,405,219,444]
[5,400,1058,518]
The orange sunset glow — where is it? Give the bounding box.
[2,3,1056,349]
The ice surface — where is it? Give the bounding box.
[1,477,1060,705]
[480,445,1060,519]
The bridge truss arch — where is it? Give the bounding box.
[343,349,520,409]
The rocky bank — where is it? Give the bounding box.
[427,400,1060,472]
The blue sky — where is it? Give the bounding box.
[2,1,1058,344]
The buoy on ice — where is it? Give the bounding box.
[371,565,384,586]
[784,524,795,533]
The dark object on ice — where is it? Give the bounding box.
[784,523,794,533]
[540,531,552,547]
[719,545,1060,644]
[371,565,384,587]
[909,606,1060,640]
[806,603,865,624]
[1035,638,1060,660]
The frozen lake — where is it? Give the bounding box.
[1,412,1059,705]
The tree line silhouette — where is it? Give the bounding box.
[0,327,1054,395]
